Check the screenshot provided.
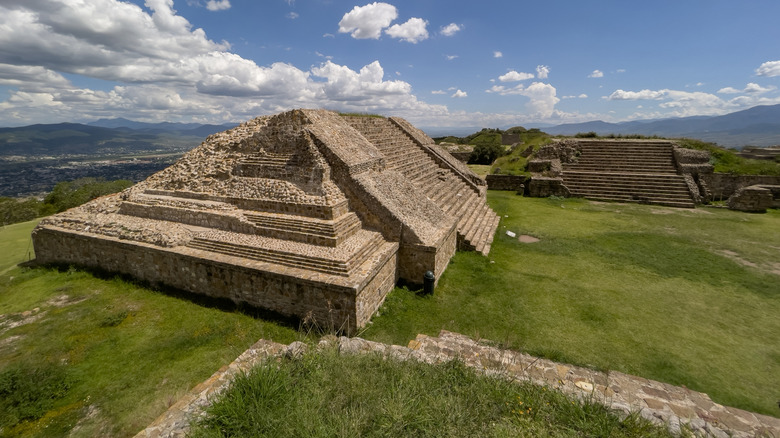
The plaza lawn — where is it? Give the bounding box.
[362,193,780,417]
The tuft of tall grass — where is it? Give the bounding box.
[191,349,675,438]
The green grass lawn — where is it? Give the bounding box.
[2,196,779,437]
[190,348,673,438]
[0,219,40,273]
[0,222,298,437]
[362,193,780,417]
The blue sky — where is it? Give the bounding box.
[1,0,779,129]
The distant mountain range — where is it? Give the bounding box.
[422,104,780,148]
[2,104,779,157]
[0,119,235,156]
[541,104,780,148]
[87,118,235,138]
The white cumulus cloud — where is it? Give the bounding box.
[536,65,550,79]
[440,23,461,37]
[431,90,446,95]
[494,51,503,58]
[498,71,534,82]
[386,17,429,43]
[588,70,604,78]
[452,89,467,98]
[205,0,230,11]
[608,89,666,100]
[485,82,560,118]
[0,0,453,125]
[756,60,780,77]
[338,2,397,39]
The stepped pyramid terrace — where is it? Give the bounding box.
[32,109,499,333]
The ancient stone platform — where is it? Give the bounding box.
[32,109,498,333]
[135,331,780,438]
[561,140,697,208]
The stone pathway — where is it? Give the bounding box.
[135,331,780,438]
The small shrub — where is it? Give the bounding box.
[470,142,505,164]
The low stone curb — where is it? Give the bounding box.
[133,339,286,438]
[404,331,780,438]
[136,331,780,438]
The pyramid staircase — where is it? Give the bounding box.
[562,140,695,208]
[346,117,500,255]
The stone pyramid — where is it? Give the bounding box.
[33,109,499,333]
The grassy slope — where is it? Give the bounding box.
[0,221,298,437]
[0,219,40,273]
[191,349,673,438]
[363,194,780,417]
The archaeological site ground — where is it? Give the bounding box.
[1,110,779,437]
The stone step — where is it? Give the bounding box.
[346,114,500,255]
[186,229,386,276]
[472,209,499,255]
[566,165,676,174]
[243,211,361,247]
[563,176,688,188]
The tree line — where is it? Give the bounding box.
[1,178,133,226]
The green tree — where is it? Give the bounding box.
[43,177,133,213]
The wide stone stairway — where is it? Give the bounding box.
[562,140,695,208]
[345,116,499,255]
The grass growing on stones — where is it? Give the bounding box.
[0,221,298,437]
[190,348,674,438]
[362,193,780,417]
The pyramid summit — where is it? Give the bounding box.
[32,109,499,333]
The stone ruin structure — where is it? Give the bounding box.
[32,109,499,333]
[526,139,708,208]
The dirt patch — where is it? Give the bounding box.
[718,250,759,268]
[0,334,23,349]
[651,209,675,215]
[0,309,46,334]
[519,235,540,243]
[46,294,87,307]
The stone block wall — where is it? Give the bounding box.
[727,184,780,212]
[528,177,570,198]
[703,174,780,200]
[485,174,527,192]
[33,226,398,334]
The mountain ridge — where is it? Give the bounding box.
[541,104,780,147]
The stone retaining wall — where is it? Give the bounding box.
[33,226,399,334]
[728,184,780,212]
[485,174,527,192]
[703,174,780,200]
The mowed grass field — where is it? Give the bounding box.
[363,193,780,417]
[0,193,778,437]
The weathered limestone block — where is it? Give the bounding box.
[728,184,778,212]
[673,146,713,203]
[528,177,570,198]
[485,174,527,192]
[534,140,581,164]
